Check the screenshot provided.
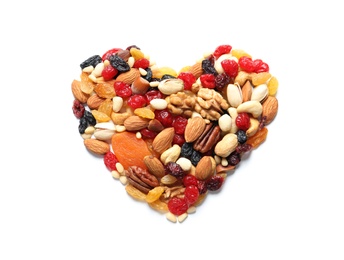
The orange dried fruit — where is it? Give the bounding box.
[246,127,268,148]
[111,131,152,170]
[98,99,113,117]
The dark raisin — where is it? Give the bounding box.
[80,55,102,69]
[165,162,185,178]
[181,142,194,158]
[84,110,96,126]
[161,74,176,80]
[206,175,224,191]
[236,143,252,153]
[227,152,241,166]
[78,117,88,134]
[109,54,130,72]
[190,150,202,166]
[236,130,247,144]
[142,67,153,82]
[215,73,230,92]
[202,59,218,76]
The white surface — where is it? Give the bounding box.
[0,1,343,259]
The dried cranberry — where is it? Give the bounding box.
[165,162,185,178]
[172,116,188,135]
[235,112,251,131]
[101,48,122,61]
[114,81,132,98]
[184,185,199,205]
[145,89,164,103]
[236,143,252,153]
[133,58,150,69]
[206,175,224,191]
[101,65,118,81]
[140,128,157,139]
[177,72,196,91]
[104,151,119,171]
[172,134,185,146]
[213,44,232,59]
[200,74,216,89]
[168,197,188,216]
[183,174,198,187]
[227,152,241,166]
[221,59,239,78]
[238,56,255,73]
[253,59,269,73]
[72,99,85,119]
[197,180,207,194]
[127,94,147,109]
[154,109,173,127]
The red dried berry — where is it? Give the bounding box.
[253,59,269,73]
[235,112,251,131]
[140,128,157,139]
[165,162,185,178]
[184,185,199,205]
[172,116,188,135]
[197,180,207,194]
[133,58,150,69]
[101,65,118,81]
[127,94,147,109]
[72,99,85,119]
[167,197,189,216]
[213,44,232,59]
[145,89,164,103]
[200,74,216,89]
[172,134,185,146]
[183,174,198,187]
[101,48,122,61]
[177,72,196,91]
[206,175,224,191]
[154,109,173,127]
[238,56,255,73]
[104,151,119,171]
[221,59,239,78]
[114,81,132,98]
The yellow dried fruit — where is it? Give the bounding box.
[134,107,155,119]
[97,99,113,117]
[148,199,168,212]
[231,49,252,59]
[91,110,111,122]
[130,47,144,60]
[146,186,164,203]
[125,184,147,201]
[247,127,268,148]
[267,76,279,96]
[251,72,271,86]
[94,82,116,99]
[152,67,177,79]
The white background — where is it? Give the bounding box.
[1,1,343,259]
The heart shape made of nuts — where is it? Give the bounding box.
[71,44,279,223]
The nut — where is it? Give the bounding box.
[251,83,268,103]
[123,115,150,131]
[214,133,238,157]
[189,62,203,79]
[144,155,165,178]
[246,117,260,137]
[84,139,110,155]
[152,127,175,154]
[195,156,216,180]
[115,68,140,85]
[87,94,105,109]
[131,76,150,94]
[71,79,89,103]
[184,117,206,143]
[125,166,159,194]
[158,78,184,95]
[226,83,243,108]
[193,123,221,153]
[147,119,164,132]
[236,100,262,118]
[160,144,181,165]
[262,96,278,124]
[241,80,253,102]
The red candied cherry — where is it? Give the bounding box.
[221,59,239,78]
[172,115,188,135]
[133,58,150,69]
[101,48,122,61]
[144,89,164,103]
[167,197,189,216]
[183,174,198,187]
[154,109,173,127]
[178,72,196,91]
[235,112,251,131]
[238,56,255,73]
[172,134,185,146]
[114,81,132,98]
[102,65,118,81]
[206,175,224,191]
[140,128,157,139]
[253,59,269,73]
[213,44,232,59]
[184,185,199,205]
[127,94,147,109]
[104,151,119,171]
[200,74,216,89]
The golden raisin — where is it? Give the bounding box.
[98,99,113,117]
[134,107,155,119]
[267,76,279,96]
[246,127,268,148]
[125,184,147,201]
[146,186,165,203]
[91,110,111,122]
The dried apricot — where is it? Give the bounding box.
[246,127,268,148]
[111,131,152,170]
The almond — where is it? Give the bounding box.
[262,96,278,125]
[241,80,253,102]
[123,115,150,131]
[148,119,164,132]
[84,139,110,155]
[195,156,216,180]
[115,68,140,85]
[189,62,203,79]
[152,127,175,154]
[184,117,206,142]
[71,79,89,103]
[144,155,165,178]
[87,94,105,109]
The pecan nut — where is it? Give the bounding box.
[193,123,221,153]
[125,166,159,194]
